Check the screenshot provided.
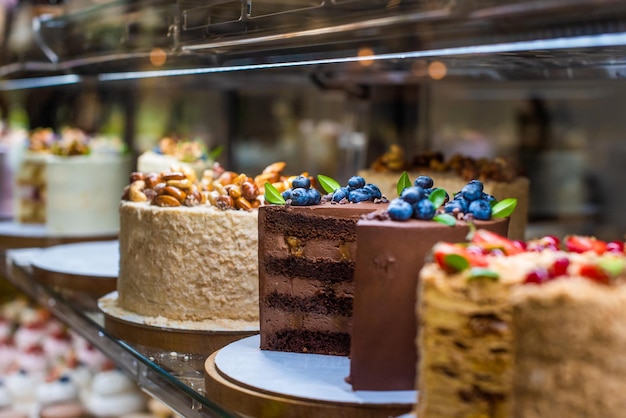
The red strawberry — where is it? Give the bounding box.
[565,236,607,255]
[579,264,609,284]
[471,229,524,255]
[433,242,486,273]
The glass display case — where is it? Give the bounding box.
[2,1,626,416]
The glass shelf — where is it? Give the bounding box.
[4,0,626,86]
[0,248,240,418]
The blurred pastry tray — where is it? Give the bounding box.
[30,240,119,297]
[99,291,259,355]
[205,335,416,418]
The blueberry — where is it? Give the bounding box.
[307,188,322,205]
[331,187,349,202]
[461,182,483,201]
[349,189,372,203]
[481,192,496,204]
[290,188,310,206]
[400,186,424,203]
[468,199,492,220]
[414,175,434,189]
[363,183,382,199]
[387,199,413,221]
[444,199,467,214]
[291,175,311,189]
[347,176,366,190]
[282,189,292,201]
[413,199,436,220]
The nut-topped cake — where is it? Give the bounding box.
[417,232,626,418]
[258,174,387,356]
[116,162,295,327]
[347,175,513,391]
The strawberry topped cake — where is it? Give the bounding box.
[417,232,626,418]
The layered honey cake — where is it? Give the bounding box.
[417,232,625,418]
[510,238,626,418]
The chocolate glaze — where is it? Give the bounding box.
[348,217,510,391]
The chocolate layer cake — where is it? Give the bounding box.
[348,218,509,391]
[258,202,384,356]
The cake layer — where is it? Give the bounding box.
[348,217,509,391]
[118,202,259,322]
[511,278,626,418]
[258,202,385,356]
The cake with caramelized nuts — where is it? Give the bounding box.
[258,175,387,356]
[116,166,262,325]
[347,176,513,391]
[15,127,131,236]
[417,232,626,418]
[359,148,529,239]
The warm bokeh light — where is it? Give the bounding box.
[357,47,375,67]
[149,48,167,67]
[428,61,447,80]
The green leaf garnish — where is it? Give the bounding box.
[599,257,626,277]
[208,145,224,161]
[465,220,477,241]
[444,253,470,272]
[468,268,500,281]
[317,175,341,194]
[264,182,286,205]
[433,213,456,226]
[396,171,411,196]
[428,188,448,208]
[492,198,518,218]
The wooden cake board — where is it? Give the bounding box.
[0,220,116,249]
[29,241,119,298]
[205,336,415,418]
[99,291,259,355]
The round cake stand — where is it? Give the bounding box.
[31,240,119,298]
[205,335,416,418]
[100,291,259,390]
[0,220,117,249]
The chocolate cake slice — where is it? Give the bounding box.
[258,202,384,356]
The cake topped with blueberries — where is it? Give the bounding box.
[348,174,514,392]
[258,174,388,357]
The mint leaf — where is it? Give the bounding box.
[492,198,518,218]
[264,182,286,205]
[428,188,448,208]
[468,267,499,281]
[599,257,626,277]
[208,145,224,161]
[317,175,341,194]
[396,171,411,196]
[444,253,470,272]
[433,213,456,226]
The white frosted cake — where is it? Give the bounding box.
[15,128,131,236]
[137,136,214,179]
